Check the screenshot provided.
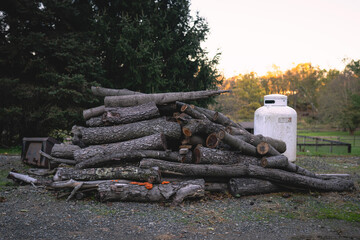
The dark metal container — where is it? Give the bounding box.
[21,137,59,168]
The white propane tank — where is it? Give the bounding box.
[254,94,297,162]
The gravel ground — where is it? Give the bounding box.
[1,155,360,240]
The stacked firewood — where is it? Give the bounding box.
[9,86,354,205]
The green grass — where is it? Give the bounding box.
[0,146,22,155]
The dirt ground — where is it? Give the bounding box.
[1,155,359,240]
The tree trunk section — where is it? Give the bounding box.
[256,142,281,156]
[54,166,161,183]
[91,86,143,96]
[218,130,257,156]
[229,178,284,196]
[75,150,189,169]
[83,105,105,120]
[261,155,288,168]
[98,179,205,205]
[182,119,225,137]
[140,158,248,178]
[86,116,105,127]
[51,144,81,159]
[194,146,260,165]
[102,102,160,125]
[247,164,354,192]
[74,117,181,145]
[73,133,167,163]
[104,90,230,107]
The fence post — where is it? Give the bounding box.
[348,144,351,153]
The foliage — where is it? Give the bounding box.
[0,0,221,145]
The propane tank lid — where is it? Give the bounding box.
[264,94,287,106]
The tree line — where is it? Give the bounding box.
[0,0,221,146]
[213,61,360,134]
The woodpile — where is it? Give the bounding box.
[8,86,354,205]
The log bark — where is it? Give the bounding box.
[74,117,181,146]
[104,90,230,107]
[91,86,143,96]
[83,105,105,121]
[260,155,288,168]
[54,166,161,183]
[247,164,354,192]
[140,158,248,178]
[86,116,104,127]
[182,119,225,137]
[75,150,190,169]
[51,144,80,159]
[102,102,160,125]
[217,130,257,156]
[73,133,167,163]
[194,146,260,165]
[98,179,205,205]
[229,178,284,197]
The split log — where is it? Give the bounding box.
[140,158,248,178]
[217,130,257,156]
[40,150,76,165]
[226,126,286,153]
[73,133,167,163]
[256,142,281,156]
[102,102,160,125]
[91,86,143,96]
[194,146,260,165]
[229,178,285,196]
[51,144,80,159]
[53,166,161,183]
[98,179,205,205]
[83,105,105,121]
[73,117,181,146]
[86,116,104,127]
[75,150,191,169]
[247,165,354,192]
[104,89,230,107]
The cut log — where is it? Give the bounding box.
[217,130,257,156]
[86,116,104,127]
[182,119,225,137]
[226,127,286,153]
[53,166,161,183]
[83,105,105,121]
[205,182,229,193]
[260,155,288,169]
[104,89,230,107]
[51,144,80,159]
[102,102,160,125]
[98,179,205,205]
[206,132,220,148]
[194,146,260,165]
[256,142,281,156]
[73,133,167,163]
[247,164,354,192]
[73,117,181,146]
[40,150,76,165]
[91,86,143,96]
[75,150,189,169]
[229,178,284,197]
[140,158,248,178]
[179,103,207,120]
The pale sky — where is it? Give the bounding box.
[190,0,360,77]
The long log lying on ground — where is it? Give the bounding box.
[140,159,354,192]
[104,90,230,107]
[194,146,259,165]
[229,178,285,197]
[73,133,167,163]
[75,150,192,169]
[73,117,181,146]
[102,102,160,125]
[51,144,81,159]
[247,164,354,192]
[53,166,161,183]
[98,179,205,205]
[140,158,248,177]
[91,86,143,97]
